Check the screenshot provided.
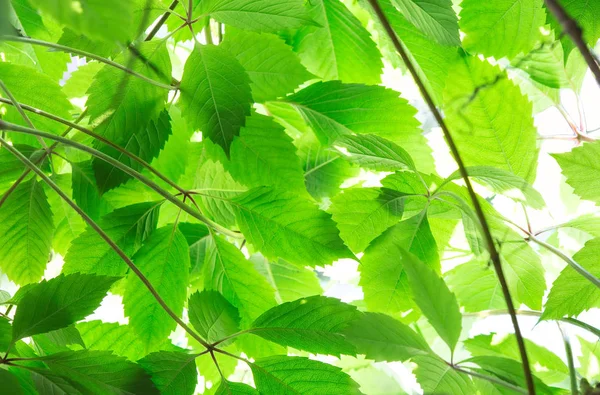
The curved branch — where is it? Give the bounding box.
[0,120,243,239]
[0,36,176,91]
[0,97,186,195]
[366,1,535,393]
[0,137,210,349]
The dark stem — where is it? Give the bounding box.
[545,0,600,87]
[0,137,211,350]
[366,1,535,393]
[146,0,180,41]
[557,324,579,395]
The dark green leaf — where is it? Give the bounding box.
[138,351,198,395]
[188,290,240,344]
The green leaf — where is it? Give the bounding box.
[138,351,198,395]
[251,355,361,394]
[229,113,305,191]
[94,108,172,192]
[77,320,171,361]
[48,174,86,256]
[188,290,240,344]
[552,141,600,205]
[330,188,406,253]
[333,134,417,172]
[0,369,23,395]
[413,354,476,394]
[548,1,600,55]
[0,316,11,352]
[459,0,545,59]
[63,201,162,276]
[562,214,600,238]
[444,55,539,181]
[402,250,462,351]
[17,365,80,395]
[42,350,158,394]
[513,36,569,89]
[251,256,322,304]
[296,134,359,200]
[445,260,506,312]
[360,212,439,316]
[70,160,111,221]
[0,63,72,146]
[123,226,189,353]
[543,238,600,319]
[294,0,382,84]
[0,144,39,185]
[179,44,252,155]
[342,312,430,362]
[32,326,85,356]
[204,235,277,324]
[466,356,553,394]
[221,29,313,102]
[88,42,171,193]
[268,81,422,151]
[392,0,460,46]
[28,0,133,42]
[0,178,53,285]
[62,61,103,99]
[232,186,354,267]
[214,380,258,394]
[446,166,545,209]
[12,273,119,341]
[196,0,315,33]
[251,296,359,356]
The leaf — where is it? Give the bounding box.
[443,55,539,182]
[94,108,172,192]
[459,0,545,59]
[196,0,315,33]
[123,226,189,353]
[342,312,430,362]
[251,296,359,356]
[268,81,422,151]
[28,0,133,42]
[0,316,11,352]
[402,252,462,351]
[333,134,417,172]
[0,144,38,185]
[293,0,382,84]
[548,1,600,55]
[12,273,119,341]
[392,0,460,46]
[360,212,439,315]
[42,350,158,394]
[0,178,53,285]
[70,160,111,221]
[0,369,23,395]
[466,356,553,394]
[179,44,252,155]
[63,201,162,277]
[562,214,600,238]
[413,354,476,394]
[251,255,322,304]
[32,326,86,356]
[18,365,81,395]
[77,321,170,361]
[446,166,545,209]
[543,238,600,319]
[445,260,506,312]
[88,42,172,193]
[188,290,240,344]
[251,355,361,394]
[513,36,569,89]
[229,113,305,191]
[214,380,259,394]
[203,235,277,325]
[232,186,354,267]
[48,174,86,256]
[138,351,198,395]
[0,63,72,146]
[221,29,313,102]
[330,188,406,253]
[62,61,103,99]
[552,141,600,205]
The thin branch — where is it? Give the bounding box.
[366,2,535,392]
[146,0,180,41]
[0,137,211,350]
[465,309,600,338]
[558,324,579,395]
[545,0,600,87]
[0,97,186,194]
[503,217,600,289]
[0,36,175,91]
[451,364,528,394]
[0,120,243,239]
